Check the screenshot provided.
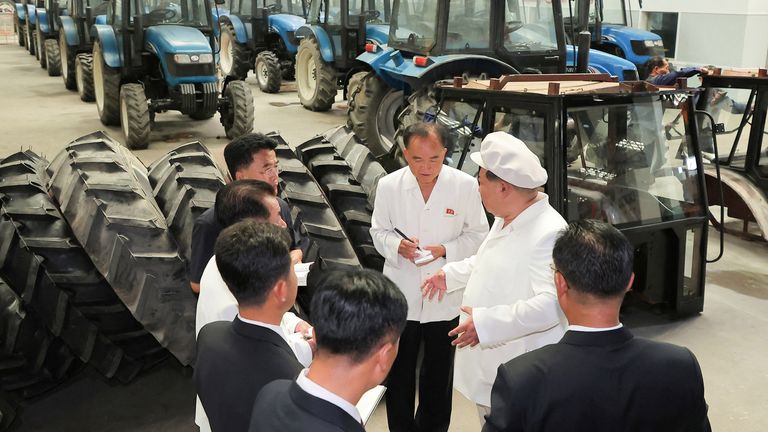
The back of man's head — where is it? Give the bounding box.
[215,179,275,228]
[224,133,279,178]
[215,220,292,307]
[553,220,634,299]
[311,269,407,363]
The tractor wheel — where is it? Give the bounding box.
[281,62,295,81]
[219,23,251,80]
[119,83,151,150]
[220,80,254,139]
[44,39,61,76]
[25,23,34,56]
[296,36,337,112]
[93,39,121,126]
[347,72,404,158]
[46,132,196,366]
[59,31,76,90]
[255,51,282,93]
[75,54,94,101]
[17,24,24,47]
[36,29,46,68]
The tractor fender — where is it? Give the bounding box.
[295,25,333,63]
[374,54,517,91]
[59,15,79,46]
[15,3,25,22]
[94,14,107,25]
[219,14,248,43]
[268,13,304,54]
[25,3,35,24]
[211,6,229,37]
[705,167,768,242]
[36,8,49,33]
[92,24,121,68]
[565,46,637,81]
[364,23,388,45]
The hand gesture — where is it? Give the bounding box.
[448,307,479,348]
[421,270,447,300]
[398,238,420,261]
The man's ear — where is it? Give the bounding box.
[271,278,288,303]
[554,271,568,299]
[374,340,398,375]
[625,272,635,293]
[232,170,243,181]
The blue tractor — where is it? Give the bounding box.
[32,0,68,76]
[217,0,307,93]
[57,0,109,98]
[293,0,391,112]
[91,0,255,149]
[18,0,41,56]
[347,0,638,157]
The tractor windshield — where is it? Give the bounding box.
[503,0,559,53]
[241,0,305,16]
[389,0,439,52]
[135,0,210,27]
[600,0,627,25]
[562,96,706,227]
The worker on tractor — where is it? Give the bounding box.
[645,56,710,86]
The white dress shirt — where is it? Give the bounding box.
[370,166,488,322]
[296,369,362,423]
[441,193,568,406]
[194,257,312,431]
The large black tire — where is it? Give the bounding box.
[17,23,24,47]
[93,40,121,126]
[270,134,362,271]
[0,390,16,430]
[46,132,197,366]
[44,39,61,77]
[0,151,166,382]
[296,126,387,270]
[347,72,405,158]
[25,22,34,56]
[75,54,94,101]
[255,51,282,94]
[36,29,46,68]
[295,37,337,112]
[219,23,251,80]
[0,276,80,399]
[281,61,295,81]
[220,80,254,139]
[119,83,151,149]
[59,31,76,90]
[147,142,226,264]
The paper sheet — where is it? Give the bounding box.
[356,385,386,425]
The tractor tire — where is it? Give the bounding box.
[36,29,45,68]
[220,80,254,139]
[44,39,61,77]
[119,83,151,150]
[46,132,197,366]
[25,23,34,56]
[346,71,365,102]
[255,51,282,94]
[0,276,80,399]
[281,62,295,81]
[93,39,121,126]
[347,72,404,158]
[0,390,16,430]
[295,126,387,271]
[219,23,251,80]
[17,25,24,47]
[75,54,94,101]
[147,142,226,264]
[0,151,165,382]
[270,133,362,271]
[295,37,337,112]
[59,31,76,90]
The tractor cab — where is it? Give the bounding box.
[397,75,709,315]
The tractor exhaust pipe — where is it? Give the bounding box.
[576,31,591,73]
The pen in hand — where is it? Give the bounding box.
[394,228,422,250]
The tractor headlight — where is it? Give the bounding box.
[643,40,655,48]
[653,39,664,47]
[173,53,214,64]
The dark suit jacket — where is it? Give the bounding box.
[483,328,711,432]
[194,317,302,432]
[249,380,365,432]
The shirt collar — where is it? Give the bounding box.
[236,314,289,342]
[296,369,362,423]
[568,323,624,332]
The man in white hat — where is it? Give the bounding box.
[422,131,568,426]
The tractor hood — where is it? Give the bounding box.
[602,24,661,42]
[144,25,212,56]
[269,14,304,33]
[365,24,389,45]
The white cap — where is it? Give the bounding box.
[470,132,547,188]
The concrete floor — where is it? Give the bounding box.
[1,43,767,431]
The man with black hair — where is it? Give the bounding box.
[645,56,709,86]
[482,220,711,432]
[370,122,488,432]
[249,269,408,432]
[189,132,308,293]
[195,221,306,432]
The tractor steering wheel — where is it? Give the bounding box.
[505,21,525,34]
[363,9,380,23]
[265,3,282,13]
[147,8,177,22]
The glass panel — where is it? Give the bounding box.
[757,106,768,177]
[565,96,705,227]
[134,0,209,26]
[256,0,305,16]
[348,0,388,23]
[493,108,547,168]
[601,0,626,26]
[701,87,754,168]
[504,0,558,53]
[390,0,438,51]
[445,0,492,50]
[646,11,677,57]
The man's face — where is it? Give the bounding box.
[264,196,287,229]
[477,168,502,216]
[403,133,446,186]
[235,149,280,192]
[653,60,670,76]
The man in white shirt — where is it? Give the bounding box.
[370,123,488,432]
[195,180,313,432]
[422,132,568,425]
[249,269,408,432]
